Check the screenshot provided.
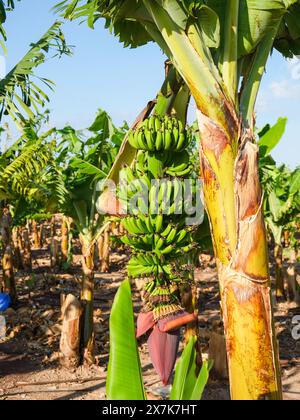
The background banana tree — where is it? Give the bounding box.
[0,118,54,302]
[50,109,125,364]
[259,120,300,301]
[56,0,300,399]
[0,0,72,129]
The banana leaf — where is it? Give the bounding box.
[106,279,146,400]
[170,336,212,400]
[259,117,287,156]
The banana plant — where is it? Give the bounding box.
[57,0,300,399]
[0,18,72,128]
[107,279,212,401]
[0,120,54,302]
[50,109,125,364]
[260,121,300,300]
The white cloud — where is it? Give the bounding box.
[269,80,300,99]
[287,56,300,80]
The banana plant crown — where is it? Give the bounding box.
[56,0,300,129]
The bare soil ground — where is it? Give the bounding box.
[0,247,299,400]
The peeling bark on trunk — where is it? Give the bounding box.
[60,294,83,369]
[197,111,282,400]
[80,237,95,365]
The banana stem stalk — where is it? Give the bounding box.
[101,226,110,273]
[275,244,285,300]
[80,236,95,365]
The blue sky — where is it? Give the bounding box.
[2,0,300,168]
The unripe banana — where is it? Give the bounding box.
[155,130,163,151]
[120,114,198,321]
[128,130,139,149]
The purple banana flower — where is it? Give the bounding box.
[137,311,197,385]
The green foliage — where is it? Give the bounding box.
[259,118,287,157]
[0,124,54,202]
[259,121,300,248]
[56,0,300,61]
[106,279,146,400]
[51,109,125,240]
[0,21,72,127]
[56,0,300,128]
[170,336,212,400]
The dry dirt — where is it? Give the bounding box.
[0,247,299,401]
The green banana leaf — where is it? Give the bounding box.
[259,117,287,156]
[106,279,146,400]
[170,336,212,400]
[290,168,300,195]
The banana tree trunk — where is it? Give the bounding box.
[275,244,285,299]
[197,111,282,400]
[80,236,95,365]
[12,228,24,271]
[60,294,83,369]
[287,248,300,305]
[97,234,104,269]
[22,228,32,272]
[101,226,110,273]
[0,208,16,303]
[61,217,69,265]
[32,220,40,249]
[50,216,56,239]
[39,224,44,248]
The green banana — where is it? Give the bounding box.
[154,213,164,233]
[119,114,199,321]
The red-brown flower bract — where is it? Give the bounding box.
[136,310,197,385]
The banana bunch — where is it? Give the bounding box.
[119,114,199,321]
[128,115,192,152]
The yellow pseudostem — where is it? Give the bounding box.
[197,110,282,400]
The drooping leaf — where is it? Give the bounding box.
[0,21,72,126]
[106,279,146,400]
[198,5,220,48]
